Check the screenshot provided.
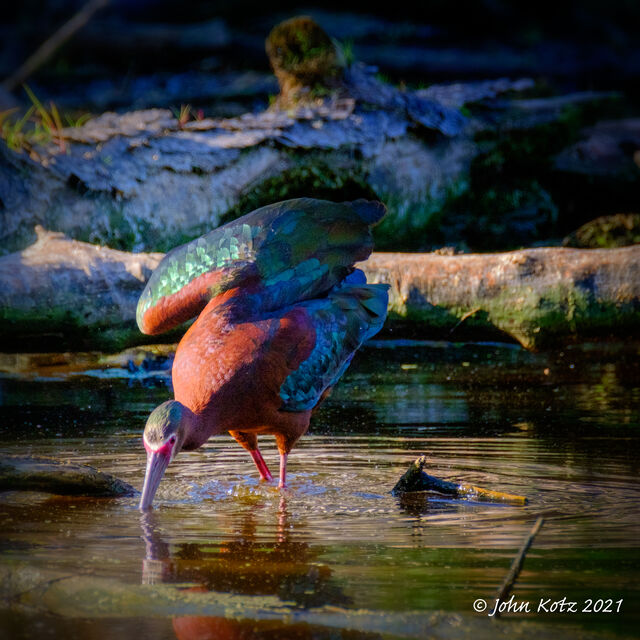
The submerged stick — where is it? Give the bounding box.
[391,455,527,505]
[493,516,545,618]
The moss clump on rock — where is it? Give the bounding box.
[563,213,640,248]
[266,16,342,104]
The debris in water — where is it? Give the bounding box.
[391,455,527,505]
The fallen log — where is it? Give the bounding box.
[0,455,137,497]
[0,226,162,351]
[1,229,638,352]
[363,247,640,349]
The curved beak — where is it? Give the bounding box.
[139,450,171,511]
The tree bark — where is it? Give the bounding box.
[0,59,542,256]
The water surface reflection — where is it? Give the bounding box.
[139,503,380,640]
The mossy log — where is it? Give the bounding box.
[0,455,137,497]
[363,247,640,349]
[0,83,476,256]
[0,229,638,351]
[563,214,640,249]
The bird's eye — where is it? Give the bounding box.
[169,435,176,444]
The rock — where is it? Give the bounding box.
[0,455,137,497]
[563,213,640,248]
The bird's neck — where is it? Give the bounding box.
[181,404,225,450]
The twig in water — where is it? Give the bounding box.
[493,516,544,618]
[392,455,527,504]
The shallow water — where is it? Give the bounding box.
[0,341,638,639]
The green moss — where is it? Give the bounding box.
[72,200,138,252]
[220,155,378,226]
[0,305,186,353]
[445,96,629,251]
[265,16,340,99]
[428,109,590,251]
[482,283,640,350]
[372,181,469,252]
[366,102,614,253]
[563,214,640,248]
[0,307,121,352]
[70,200,207,254]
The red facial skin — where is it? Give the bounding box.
[143,438,175,457]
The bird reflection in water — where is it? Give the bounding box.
[140,500,376,640]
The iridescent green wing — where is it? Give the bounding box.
[278,279,389,411]
[137,198,385,334]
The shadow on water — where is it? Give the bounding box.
[0,341,639,638]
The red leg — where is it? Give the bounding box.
[249,449,273,482]
[279,452,288,488]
